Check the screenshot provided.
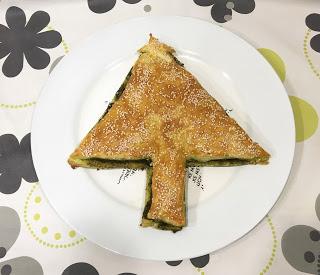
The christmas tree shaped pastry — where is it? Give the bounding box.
[68,35,270,232]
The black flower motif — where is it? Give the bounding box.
[281,193,320,274]
[0,6,62,77]
[0,133,38,194]
[166,254,210,268]
[88,0,142,14]
[166,260,183,266]
[193,0,255,23]
[62,262,99,275]
[306,13,320,53]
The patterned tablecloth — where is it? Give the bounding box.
[0,0,319,274]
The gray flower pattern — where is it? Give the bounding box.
[282,193,320,274]
[0,6,62,77]
[0,133,38,194]
[0,206,43,275]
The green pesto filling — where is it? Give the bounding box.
[187,158,251,167]
[85,158,151,169]
[171,54,184,67]
[80,157,264,169]
[114,68,132,101]
[187,156,269,167]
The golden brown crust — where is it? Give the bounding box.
[68,35,270,228]
[147,149,186,227]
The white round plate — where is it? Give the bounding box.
[31,16,295,261]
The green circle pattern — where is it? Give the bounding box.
[24,183,86,248]
[289,96,318,142]
[258,47,318,142]
[258,48,286,82]
[0,101,36,109]
[259,215,277,275]
[304,29,320,79]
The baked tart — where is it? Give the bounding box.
[68,35,270,232]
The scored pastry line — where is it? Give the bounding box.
[24,183,86,248]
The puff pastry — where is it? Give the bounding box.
[68,35,270,232]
